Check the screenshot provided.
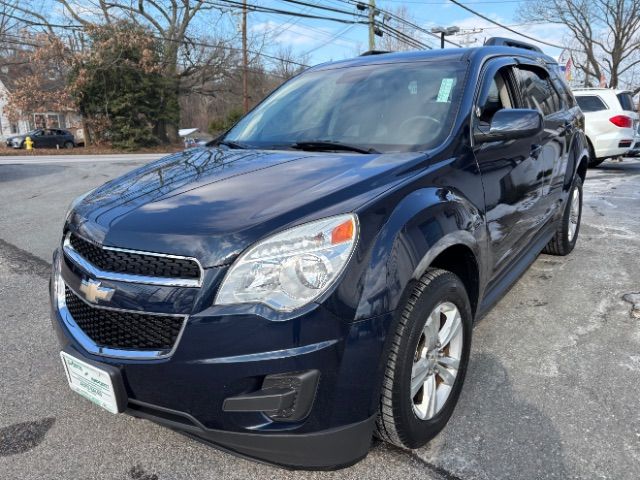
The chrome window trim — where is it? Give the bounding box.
[55,261,188,360]
[63,233,203,288]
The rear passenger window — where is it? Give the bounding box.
[517,67,562,116]
[551,77,575,108]
[616,92,635,111]
[575,96,607,112]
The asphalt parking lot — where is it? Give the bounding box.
[1,154,639,480]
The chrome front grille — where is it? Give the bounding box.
[54,273,188,359]
[69,233,201,280]
[64,286,184,351]
[57,233,199,359]
[62,232,203,288]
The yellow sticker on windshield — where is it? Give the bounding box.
[437,78,455,102]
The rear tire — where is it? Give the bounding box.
[375,268,472,449]
[64,141,74,149]
[543,176,582,256]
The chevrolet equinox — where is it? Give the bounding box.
[51,39,589,470]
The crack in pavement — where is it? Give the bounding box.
[0,237,52,279]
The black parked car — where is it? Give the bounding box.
[7,128,75,149]
[52,38,588,469]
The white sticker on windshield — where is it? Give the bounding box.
[437,78,455,102]
[408,80,418,95]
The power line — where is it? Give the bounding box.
[301,24,356,55]
[277,0,367,17]
[337,0,459,47]
[379,22,431,50]
[0,31,296,80]
[261,12,360,46]
[378,0,524,3]
[206,0,368,24]
[269,0,317,38]
[446,0,570,51]
[0,10,312,67]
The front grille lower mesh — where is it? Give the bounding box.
[69,233,200,280]
[65,287,184,351]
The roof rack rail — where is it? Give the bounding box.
[360,50,393,56]
[484,37,542,53]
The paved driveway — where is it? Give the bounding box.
[1,155,639,479]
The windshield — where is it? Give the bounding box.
[224,61,467,153]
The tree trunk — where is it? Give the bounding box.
[80,107,92,146]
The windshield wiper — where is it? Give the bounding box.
[215,139,248,149]
[291,140,379,154]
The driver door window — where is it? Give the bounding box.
[477,68,514,126]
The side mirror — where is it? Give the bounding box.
[475,108,543,142]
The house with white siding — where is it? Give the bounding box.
[0,66,84,143]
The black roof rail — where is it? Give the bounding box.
[360,50,393,56]
[484,37,543,53]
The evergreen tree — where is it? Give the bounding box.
[70,22,179,149]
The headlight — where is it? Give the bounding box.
[215,214,358,312]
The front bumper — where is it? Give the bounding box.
[50,248,391,469]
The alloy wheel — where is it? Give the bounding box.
[568,187,580,242]
[410,301,463,420]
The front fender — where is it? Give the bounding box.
[353,186,485,321]
[564,129,589,189]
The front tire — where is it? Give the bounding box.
[543,176,583,256]
[375,268,472,449]
[64,141,74,149]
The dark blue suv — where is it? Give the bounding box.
[51,40,588,469]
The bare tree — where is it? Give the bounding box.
[520,0,640,88]
[378,6,421,52]
[0,0,311,140]
[53,0,223,141]
[271,45,308,80]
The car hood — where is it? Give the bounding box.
[69,147,424,267]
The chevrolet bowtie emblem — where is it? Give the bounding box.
[79,279,115,304]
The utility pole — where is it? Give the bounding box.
[368,0,376,50]
[242,0,249,114]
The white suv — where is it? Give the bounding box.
[573,88,638,167]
